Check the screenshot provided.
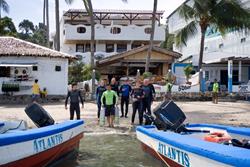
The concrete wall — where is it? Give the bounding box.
[63,24,165,42]
[0,56,68,95]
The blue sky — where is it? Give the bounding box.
[3,0,185,34]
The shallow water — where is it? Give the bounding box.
[58,134,164,167]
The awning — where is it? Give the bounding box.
[0,62,37,67]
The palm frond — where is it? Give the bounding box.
[1,0,9,13]
[175,20,197,47]
[83,0,91,15]
[211,0,250,32]
[65,0,74,5]
[177,3,195,21]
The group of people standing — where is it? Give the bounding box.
[96,77,155,127]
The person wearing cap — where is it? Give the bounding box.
[101,84,118,127]
[119,78,132,118]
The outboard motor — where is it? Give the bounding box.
[25,103,55,127]
[153,101,186,132]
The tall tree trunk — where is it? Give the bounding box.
[84,0,95,99]
[43,0,45,25]
[145,0,157,72]
[45,0,50,47]
[198,26,206,91]
[0,1,2,19]
[55,0,60,51]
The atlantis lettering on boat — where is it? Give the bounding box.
[33,133,63,153]
[158,142,190,167]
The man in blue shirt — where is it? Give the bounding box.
[119,78,132,118]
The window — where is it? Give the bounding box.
[241,37,246,43]
[219,43,224,49]
[85,43,91,52]
[106,44,114,53]
[85,43,96,52]
[117,43,127,53]
[77,27,86,33]
[110,27,121,34]
[55,66,61,72]
[132,43,141,49]
[33,66,38,71]
[144,27,152,34]
[76,44,84,53]
[0,67,10,77]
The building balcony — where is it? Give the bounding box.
[63,24,165,43]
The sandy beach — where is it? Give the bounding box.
[0,101,250,134]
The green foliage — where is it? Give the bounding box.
[0,16,17,36]
[68,61,100,84]
[142,72,152,79]
[19,19,35,35]
[18,22,47,46]
[161,34,174,50]
[82,64,100,81]
[183,65,193,81]
[0,0,9,18]
[161,26,174,51]
[68,61,85,84]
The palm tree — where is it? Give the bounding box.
[145,0,157,72]
[42,0,49,47]
[0,16,16,36]
[19,19,35,35]
[65,0,127,99]
[0,0,9,19]
[55,0,60,51]
[175,0,250,76]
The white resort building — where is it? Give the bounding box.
[59,9,165,63]
[168,0,250,93]
[0,37,75,96]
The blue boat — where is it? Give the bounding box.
[136,101,250,167]
[0,103,84,167]
[0,120,84,167]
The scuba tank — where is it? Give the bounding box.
[99,107,105,126]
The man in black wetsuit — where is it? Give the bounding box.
[96,80,106,119]
[65,83,84,120]
[119,78,132,118]
[141,79,155,115]
[110,77,119,95]
[131,81,145,125]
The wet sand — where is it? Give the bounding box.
[0,101,250,133]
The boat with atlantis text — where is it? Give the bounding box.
[136,101,250,167]
[0,103,84,167]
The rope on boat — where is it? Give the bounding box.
[0,120,24,134]
[148,142,170,167]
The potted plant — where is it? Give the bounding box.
[183,65,193,85]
